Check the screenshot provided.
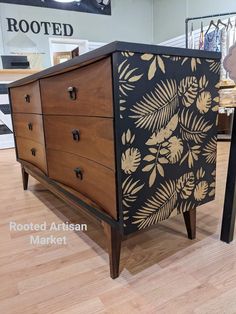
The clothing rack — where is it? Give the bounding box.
[185,12,236,48]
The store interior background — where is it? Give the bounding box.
[1,0,236,68]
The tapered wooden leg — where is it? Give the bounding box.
[21,166,29,190]
[183,208,196,240]
[102,221,122,279]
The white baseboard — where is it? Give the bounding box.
[0,134,14,149]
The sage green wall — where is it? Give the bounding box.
[154,0,236,43]
[0,0,154,67]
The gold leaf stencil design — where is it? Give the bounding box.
[196,91,212,113]
[146,114,178,146]
[118,59,143,97]
[132,180,177,229]
[122,176,144,208]
[178,76,198,107]
[121,129,135,145]
[141,54,165,80]
[182,57,201,71]
[121,148,141,174]
[194,181,208,201]
[179,109,212,143]
[166,136,183,163]
[130,79,178,132]
[206,59,221,74]
[203,136,217,163]
[180,144,201,168]
[176,172,195,200]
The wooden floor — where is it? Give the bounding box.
[0,142,235,314]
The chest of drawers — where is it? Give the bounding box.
[9,41,221,278]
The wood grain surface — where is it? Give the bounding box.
[40,58,113,117]
[13,114,45,145]
[16,137,47,174]
[47,149,117,219]
[10,81,42,114]
[44,115,115,169]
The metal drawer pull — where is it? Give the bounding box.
[31,148,36,156]
[67,86,77,100]
[24,94,31,103]
[28,122,33,131]
[74,167,83,180]
[72,129,80,141]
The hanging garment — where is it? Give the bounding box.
[199,29,204,50]
[220,27,227,80]
[188,23,195,49]
[204,28,222,52]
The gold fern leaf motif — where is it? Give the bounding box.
[130,80,178,132]
[143,139,173,187]
[121,148,141,174]
[178,76,198,107]
[176,172,195,199]
[178,200,195,213]
[132,180,177,229]
[203,136,217,163]
[141,54,165,80]
[166,136,183,163]
[121,51,134,57]
[118,59,143,97]
[206,59,221,74]
[194,181,209,201]
[196,91,212,114]
[179,109,212,143]
[122,176,144,208]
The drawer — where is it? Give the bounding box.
[13,113,44,144]
[10,81,41,114]
[47,149,117,219]
[44,115,115,169]
[40,58,113,117]
[16,137,47,174]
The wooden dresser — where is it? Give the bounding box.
[9,41,221,278]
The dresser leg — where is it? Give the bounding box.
[102,222,122,279]
[183,208,196,240]
[21,166,29,190]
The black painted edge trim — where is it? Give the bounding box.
[9,41,221,88]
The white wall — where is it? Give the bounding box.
[0,0,154,67]
[155,0,236,43]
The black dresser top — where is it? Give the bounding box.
[9,41,221,88]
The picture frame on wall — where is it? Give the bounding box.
[0,0,111,15]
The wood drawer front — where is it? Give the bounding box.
[47,149,117,219]
[10,82,41,114]
[13,113,44,144]
[40,58,113,117]
[16,137,47,174]
[44,115,115,169]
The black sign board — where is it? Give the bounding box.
[0,0,111,15]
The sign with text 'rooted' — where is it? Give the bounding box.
[6,17,74,36]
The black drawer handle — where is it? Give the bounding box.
[72,129,80,141]
[67,86,77,100]
[24,94,31,103]
[74,167,83,180]
[28,122,33,131]
[31,148,36,156]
